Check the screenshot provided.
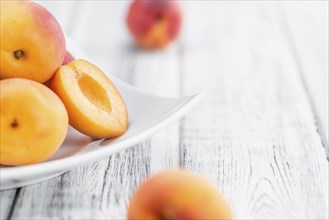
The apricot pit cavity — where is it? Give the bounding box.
[77,73,112,113]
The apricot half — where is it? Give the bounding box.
[0,78,68,166]
[50,59,128,139]
[128,170,233,220]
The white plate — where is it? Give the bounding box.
[0,38,204,190]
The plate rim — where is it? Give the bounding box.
[0,93,204,182]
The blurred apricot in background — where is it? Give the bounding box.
[127,0,182,49]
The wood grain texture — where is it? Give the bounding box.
[0,190,16,220]
[281,1,328,149]
[0,1,328,219]
[179,2,328,219]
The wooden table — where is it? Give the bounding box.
[1,1,328,219]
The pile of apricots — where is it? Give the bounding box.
[0,0,128,166]
[1,1,232,219]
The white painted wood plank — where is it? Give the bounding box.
[0,190,16,219]
[6,1,181,219]
[9,151,147,219]
[281,1,328,146]
[179,2,328,219]
[10,163,106,219]
[97,38,182,219]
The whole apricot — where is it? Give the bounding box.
[0,78,68,166]
[0,0,66,83]
[127,0,182,49]
[63,51,75,65]
[128,170,233,220]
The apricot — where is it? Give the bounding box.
[0,78,68,166]
[128,170,233,220]
[0,0,66,83]
[50,59,128,139]
[43,51,75,88]
[127,0,182,49]
[63,51,75,65]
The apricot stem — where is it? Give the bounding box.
[155,13,165,21]
[11,118,18,128]
[14,50,24,59]
[159,215,171,220]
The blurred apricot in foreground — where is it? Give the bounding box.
[128,169,233,220]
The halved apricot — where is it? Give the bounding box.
[50,59,128,139]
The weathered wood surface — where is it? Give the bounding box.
[281,1,328,149]
[1,1,328,219]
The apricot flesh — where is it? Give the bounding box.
[0,0,66,82]
[128,170,233,220]
[0,78,68,166]
[50,59,128,139]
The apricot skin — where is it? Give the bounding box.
[0,0,66,83]
[128,170,233,220]
[50,59,128,139]
[63,51,75,65]
[127,0,182,49]
[0,78,68,166]
[43,51,75,87]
